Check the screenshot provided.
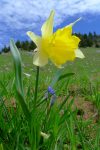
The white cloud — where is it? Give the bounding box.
[0,0,100,29]
[0,0,100,49]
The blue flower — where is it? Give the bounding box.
[43,86,57,107]
[48,86,55,95]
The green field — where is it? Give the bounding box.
[0,47,100,149]
[0,48,100,93]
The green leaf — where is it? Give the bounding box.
[50,69,63,87]
[59,94,70,110]
[0,144,3,150]
[59,98,74,125]
[50,69,74,88]
[58,73,75,81]
[10,39,31,122]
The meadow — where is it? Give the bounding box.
[0,46,100,150]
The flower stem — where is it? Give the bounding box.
[34,66,40,107]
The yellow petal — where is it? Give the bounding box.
[54,18,81,38]
[68,17,82,27]
[54,25,72,38]
[41,10,55,38]
[75,49,85,58]
[27,31,40,46]
[33,48,48,67]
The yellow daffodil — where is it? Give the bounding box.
[27,10,84,67]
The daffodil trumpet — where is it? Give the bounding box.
[27,10,84,68]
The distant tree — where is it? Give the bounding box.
[2,46,10,53]
[87,39,93,47]
[21,41,29,50]
[95,43,100,48]
[88,32,93,40]
[93,32,97,39]
[16,40,21,48]
[95,40,100,48]
[29,41,37,51]
[83,34,88,40]
[87,33,93,47]
[80,34,88,47]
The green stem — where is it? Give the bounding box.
[30,66,39,150]
[34,66,40,107]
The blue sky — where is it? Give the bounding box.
[0,0,100,50]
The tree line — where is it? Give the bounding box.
[75,32,100,48]
[1,32,100,53]
[1,40,37,53]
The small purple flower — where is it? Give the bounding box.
[43,86,57,107]
[48,86,55,95]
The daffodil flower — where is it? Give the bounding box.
[27,10,84,67]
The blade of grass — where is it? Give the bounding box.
[10,39,31,122]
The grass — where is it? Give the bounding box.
[0,48,100,82]
[0,47,100,150]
